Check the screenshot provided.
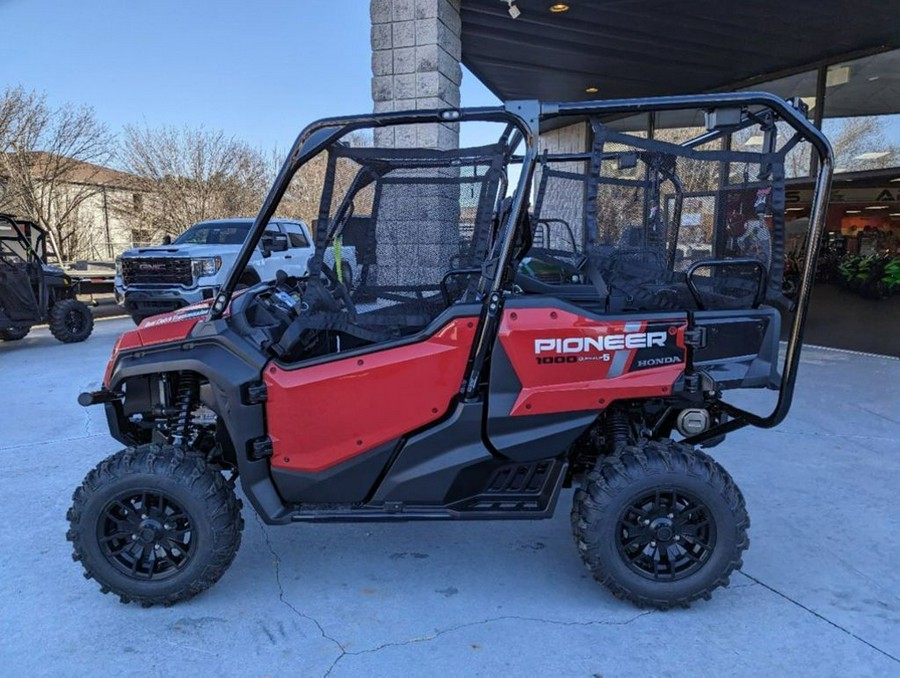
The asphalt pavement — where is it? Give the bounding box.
[1,318,898,677]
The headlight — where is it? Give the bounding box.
[115,256,122,276]
[192,257,222,278]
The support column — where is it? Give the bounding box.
[370,0,462,149]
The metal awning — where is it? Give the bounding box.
[461,0,900,116]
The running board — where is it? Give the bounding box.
[289,460,567,523]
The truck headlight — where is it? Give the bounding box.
[192,257,222,278]
[115,257,122,276]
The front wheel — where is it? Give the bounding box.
[49,298,94,342]
[67,444,243,606]
[571,439,749,609]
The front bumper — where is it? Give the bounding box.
[122,287,217,317]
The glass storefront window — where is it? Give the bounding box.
[821,115,900,173]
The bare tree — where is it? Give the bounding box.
[0,86,114,260]
[119,125,270,241]
[276,131,374,224]
[764,116,900,177]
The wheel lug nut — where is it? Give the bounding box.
[650,541,656,547]
[131,534,137,540]
[141,514,147,519]
[643,519,650,526]
[675,536,681,541]
[667,513,674,519]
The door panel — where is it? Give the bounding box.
[265,317,478,473]
[489,303,688,419]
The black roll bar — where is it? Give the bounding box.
[541,93,832,437]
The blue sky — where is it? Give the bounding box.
[0,0,501,152]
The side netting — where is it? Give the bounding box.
[586,121,793,310]
[308,142,506,335]
[530,157,589,275]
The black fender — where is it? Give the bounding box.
[105,325,291,524]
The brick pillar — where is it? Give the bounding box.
[370,0,462,149]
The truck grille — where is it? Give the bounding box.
[122,258,192,286]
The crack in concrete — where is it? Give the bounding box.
[854,404,900,427]
[322,610,654,677]
[738,571,899,664]
[254,510,654,678]
[725,580,758,590]
[0,432,107,453]
[83,403,95,436]
[253,515,347,664]
[772,429,899,443]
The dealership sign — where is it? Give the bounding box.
[786,188,900,204]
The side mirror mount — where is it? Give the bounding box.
[161,234,172,245]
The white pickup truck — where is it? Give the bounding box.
[115,218,356,324]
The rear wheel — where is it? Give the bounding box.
[49,298,94,342]
[0,326,30,341]
[67,444,243,606]
[571,439,749,609]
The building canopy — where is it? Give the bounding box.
[461,0,900,117]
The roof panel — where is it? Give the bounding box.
[461,0,900,114]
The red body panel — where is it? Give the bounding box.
[265,318,478,473]
[497,308,687,416]
[103,303,214,386]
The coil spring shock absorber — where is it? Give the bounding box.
[604,409,632,451]
[170,371,199,446]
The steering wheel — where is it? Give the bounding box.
[320,262,356,318]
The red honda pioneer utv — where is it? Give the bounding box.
[68,94,832,609]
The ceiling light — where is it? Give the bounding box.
[868,76,880,82]
[892,177,900,182]
[890,212,900,217]
[865,205,889,209]
[786,207,805,211]
[854,151,889,161]
[501,0,521,18]
[845,209,861,214]
[743,135,764,146]
[826,65,851,87]
[550,3,570,11]
[834,167,848,173]
[585,86,599,94]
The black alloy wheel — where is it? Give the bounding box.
[49,298,94,342]
[616,488,716,581]
[98,490,194,581]
[67,444,243,606]
[571,439,749,609]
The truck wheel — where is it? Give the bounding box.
[0,327,30,341]
[571,439,749,609]
[67,444,243,606]
[49,298,94,343]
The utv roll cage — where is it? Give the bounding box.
[210,93,833,446]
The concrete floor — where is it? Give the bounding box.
[1,318,898,677]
